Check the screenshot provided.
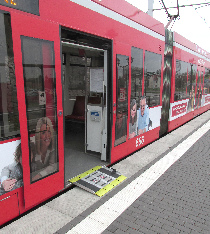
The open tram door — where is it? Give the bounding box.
[12,14,64,209]
[61,29,111,182]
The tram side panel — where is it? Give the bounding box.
[0,0,166,225]
[168,35,210,132]
[0,9,23,225]
[111,33,165,163]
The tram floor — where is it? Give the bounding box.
[64,121,108,184]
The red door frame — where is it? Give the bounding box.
[11,12,64,208]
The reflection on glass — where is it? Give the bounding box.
[174,60,190,101]
[131,47,143,107]
[115,55,129,146]
[204,68,210,94]
[21,37,58,182]
[0,0,39,15]
[30,117,58,182]
[144,51,161,107]
[129,99,137,139]
[186,64,197,112]
[0,12,20,140]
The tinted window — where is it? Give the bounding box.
[144,51,161,107]
[0,12,20,140]
[115,55,129,146]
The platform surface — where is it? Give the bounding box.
[0,110,210,234]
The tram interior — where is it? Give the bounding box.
[62,42,108,184]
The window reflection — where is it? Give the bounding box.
[144,51,161,107]
[0,12,20,140]
[21,37,58,182]
[115,55,129,146]
[131,47,143,106]
[174,60,189,101]
[204,68,210,94]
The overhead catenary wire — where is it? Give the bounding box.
[153,2,210,11]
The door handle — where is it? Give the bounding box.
[58,110,63,117]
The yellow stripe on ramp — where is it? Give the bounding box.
[95,175,127,197]
[69,166,102,183]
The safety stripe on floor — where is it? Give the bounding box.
[67,120,210,234]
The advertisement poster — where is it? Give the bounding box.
[0,139,22,196]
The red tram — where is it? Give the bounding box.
[0,0,209,226]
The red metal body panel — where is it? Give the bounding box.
[168,104,210,132]
[11,11,64,208]
[174,32,210,60]
[91,0,165,35]
[111,127,160,163]
[169,32,210,132]
[0,192,19,226]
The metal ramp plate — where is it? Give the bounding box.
[69,166,127,197]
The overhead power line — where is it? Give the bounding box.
[153,2,210,11]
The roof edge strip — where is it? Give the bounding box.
[70,0,165,41]
[174,42,210,63]
[91,0,165,36]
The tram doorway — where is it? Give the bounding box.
[62,38,110,184]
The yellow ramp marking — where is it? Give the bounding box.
[95,175,127,197]
[69,166,102,183]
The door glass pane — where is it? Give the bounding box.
[21,37,58,183]
[115,55,129,146]
[0,12,20,140]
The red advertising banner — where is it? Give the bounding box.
[205,95,210,104]
[172,102,187,117]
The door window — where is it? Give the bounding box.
[0,12,20,140]
[115,55,129,146]
[21,37,58,183]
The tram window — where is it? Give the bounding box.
[0,0,39,15]
[188,64,197,101]
[204,68,210,94]
[21,37,58,182]
[0,12,20,140]
[144,51,161,107]
[115,55,129,146]
[174,60,189,101]
[131,47,143,107]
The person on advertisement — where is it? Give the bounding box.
[115,110,127,146]
[31,117,57,182]
[138,96,149,135]
[0,143,23,195]
[129,99,137,139]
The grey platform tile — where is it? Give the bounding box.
[141,141,172,155]
[0,205,71,234]
[112,148,166,179]
[112,160,142,178]
[46,187,100,218]
[157,133,182,146]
